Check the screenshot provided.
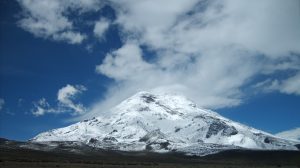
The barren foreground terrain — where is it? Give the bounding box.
[1,142,300,168]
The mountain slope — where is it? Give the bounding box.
[31,91,298,155]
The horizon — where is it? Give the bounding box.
[0,0,300,141]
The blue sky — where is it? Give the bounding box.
[0,0,299,141]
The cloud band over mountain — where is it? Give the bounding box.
[16,0,300,119]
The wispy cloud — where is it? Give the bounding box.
[31,98,57,116]
[57,84,87,115]
[31,84,87,116]
[253,72,300,96]
[276,128,300,141]
[0,98,5,111]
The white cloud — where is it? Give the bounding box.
[96,43,154,80]
[276,128,300,141]
[279,73,300,95]
[17,0,103,44]
[254,73,300,96]
[86,0,300,119]
[53,31,86,44]
[93,18,110,39]
[0,98,5,111]
[31,98,57,116]
[88,43,254,119]
[262,56,300,75]
[31,84,87,116]
[17,0,300,119]
[57,84,87,115]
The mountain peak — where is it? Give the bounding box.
[31,91,299,156]
[131,91,159,103]
[121,91,199,112]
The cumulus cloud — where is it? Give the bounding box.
[17,0,103,44]
[83,0,300,119]
[93,18,110,39]
[0,98,5,111]
[17,0,300,119]
[31,84,87,116]
[96,43,154,80]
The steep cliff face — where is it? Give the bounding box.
[31,91,298,156]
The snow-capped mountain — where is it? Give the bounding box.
[31,91,299,156]
[276,128,300,141]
